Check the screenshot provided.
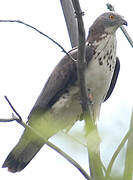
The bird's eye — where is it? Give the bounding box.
[109,14,115,19]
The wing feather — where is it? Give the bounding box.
[104,57,120,101]
[28,45,94,118]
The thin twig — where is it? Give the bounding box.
[0,19,76,61]
[2,96,91,180]
[0,118,17,122]
[61,131,87,147]
[106,3,133,178]
[123,109,133,180]
[106,127,133,178]
[62,130,108,177]
[106,3,133,48]
[62,131,107,175]
[4,96,22,120]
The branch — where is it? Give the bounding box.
[71,0,93,120]
[106,3,133,48]
[62,130,107,175]
[71,1,104,179]
[0,118,17,122]
[106,3,133,179]
[123,109,133,180]
[1,96,91,180]
[106,124,133,178]
[60,0,78,47]
[4,96,23,121]
[0,19,76,62]
[61,131,87,147]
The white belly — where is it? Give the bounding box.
[86,34,117,104]
[86,53,116,103]
[51,34,117,124]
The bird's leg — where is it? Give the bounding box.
[87,88,94,105]
[79,88,94,123]
[79,89,93,106]
[87,88,95,123]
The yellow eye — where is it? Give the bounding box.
[109,14,115,19]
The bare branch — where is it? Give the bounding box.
[106,3,133,179]
[60,0,78,47]
[1,96,90,180]
[71,0,92,119]
[0,118,17,122]
[123,109,133,180]
[61,131,87,147]
[0,19,76,62]
[106,3,133,48]
[106,125,133,178]
[4,96,22,120]
[71,1,104,179]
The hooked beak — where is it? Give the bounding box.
[120,18,128,26]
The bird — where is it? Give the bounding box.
[2,12,127,172]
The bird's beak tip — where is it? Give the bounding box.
[122,19,128,26]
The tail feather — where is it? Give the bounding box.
[2,130,44,173]
[2,151,28,172]
[2,106,77,172]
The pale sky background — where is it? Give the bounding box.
[0,0,133,179]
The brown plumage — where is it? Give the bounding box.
[2,12,127,172]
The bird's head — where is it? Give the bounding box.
[88,12,127,42]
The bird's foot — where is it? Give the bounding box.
[87,89,94,105]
